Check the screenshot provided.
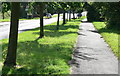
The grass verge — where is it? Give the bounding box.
[0,14,63,22]
[1,17,85,74]
[93,22,120,59]
[0,18,40,22]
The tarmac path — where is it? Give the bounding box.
[70,21,118,76]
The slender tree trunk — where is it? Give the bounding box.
[63,10,66,24]
[66,12,68,21]
[39,3,44,38]
[69,10,71,21]
[57,12,60,30]
[73,11,75,19]
[4,2,20,67]
[67,12,69,21]
[2,12,4,19]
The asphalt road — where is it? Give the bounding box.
[70,21,118,75]
[0,16,63,40]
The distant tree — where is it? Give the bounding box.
[84,2,100,22]
[67,2,82,19]
[1,2,10,19]
[56,3,62,30]
[4,2,20,67]
[47,2,62,30]
[46,3,56,15]
[20,2,28,18]
[59,2,67,24]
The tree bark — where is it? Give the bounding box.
[2,12,4,19]
[69,10,71,21]
[73,10,75,19]
[4,2,20,67]
[39,3,44,38]
[67,12,69,21]
[57,12,60,30]
[63,10,66,24]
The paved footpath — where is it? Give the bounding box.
[70,21,118,75]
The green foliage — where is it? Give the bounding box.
[84,2,100,22]
[1,2,10,13]
[0,11,11,19]
[93,22,120,59]
[47,2,63,13]
[103,2,120,29]
[67,2,83,12]
[87,2,120,28]
[1,2,11,19]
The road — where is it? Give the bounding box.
[0,16,63,40]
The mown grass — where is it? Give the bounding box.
[0,18,34,22]
[0,18,40,22]
[1,16,85,74]
[93,22,120,59]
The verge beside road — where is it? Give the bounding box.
[1,17,85,74]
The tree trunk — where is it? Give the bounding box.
[57,12,60,30]
[73,11,75,19]
[39,3,44,38]
[4,2,20,67]
[69,10,71,21]
[67,12,69,21]
[63,10,66,24]
[2,12,4,19]
[66,12,68,21]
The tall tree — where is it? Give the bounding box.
[4,2,20,67]
[68,2,82,19]
[84,2,100,22]
[69,9,71,21]
[47,2,62,30]
[39,2,45,38]
[20,2,28,18]
[57,12,60,30]
[59,2,67,24]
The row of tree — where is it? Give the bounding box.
[2,2,83,67]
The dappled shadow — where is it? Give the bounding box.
[73,53,97,61]
[33,31,77,37]
[2,40,72,74]
[44,24,79,31]
[30,21,79,38]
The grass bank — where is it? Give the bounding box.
[1,16,85,74]
[93,22,120,59]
